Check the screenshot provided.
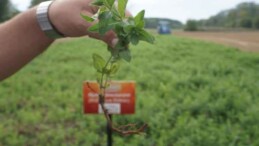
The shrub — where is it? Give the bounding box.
[185,20,198,31]
[240,18,253,28]
[253,17,259,29]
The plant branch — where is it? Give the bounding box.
[97,55,148,136]
[83,0,154,136]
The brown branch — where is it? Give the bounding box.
[99,97,148,136]
[87,82,98,93]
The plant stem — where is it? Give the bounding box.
[97,55,148,136]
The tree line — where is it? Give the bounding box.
[0,0,19,22]
[2,0,183,30]
[185,2,259,31]
[0,0,48,23]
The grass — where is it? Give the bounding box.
[1,34,259,146]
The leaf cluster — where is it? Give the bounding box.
[92,53,119,85]
[81,0,155,62]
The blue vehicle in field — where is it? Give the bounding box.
[158,21,171,34]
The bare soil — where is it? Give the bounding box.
[174,31,259,52]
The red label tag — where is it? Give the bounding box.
[83,81,135,114]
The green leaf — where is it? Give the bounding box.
[99,26,110,35]
[92,0,104,6]
[103,67,111,74]
[81,13,95,22]
[98,11,113,35]
[134,10,145,28]
[111,7,121,20]
[130,34,139,45]
[98,11,112,20]
[105,0,115,8]
[139,29,155,44]
[118,0,128,18]
[123,25,134,33]
[92,54,106,72]
[88,23,99,33]
[119,49,131,62]
[128,17,136,25]
[110,62,120,74]
[128,27,140,45]
[99,6,108,13]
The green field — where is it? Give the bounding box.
[1,35,259,146]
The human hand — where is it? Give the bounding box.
[48,0,117,47]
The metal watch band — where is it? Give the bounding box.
[36,1,64,39]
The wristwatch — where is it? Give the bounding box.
[36,1,64,39]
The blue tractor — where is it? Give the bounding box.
[158,21,171,34]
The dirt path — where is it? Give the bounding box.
[174,31,259,52]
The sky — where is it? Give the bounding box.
[11,0,259,23]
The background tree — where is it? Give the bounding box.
[0,0,10,22]
[253,17,259,29]
[196,2,259,29]
[240,18,253,28]
[185,20,198,31]
[0,0,19,23]
[30,0,48,7]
